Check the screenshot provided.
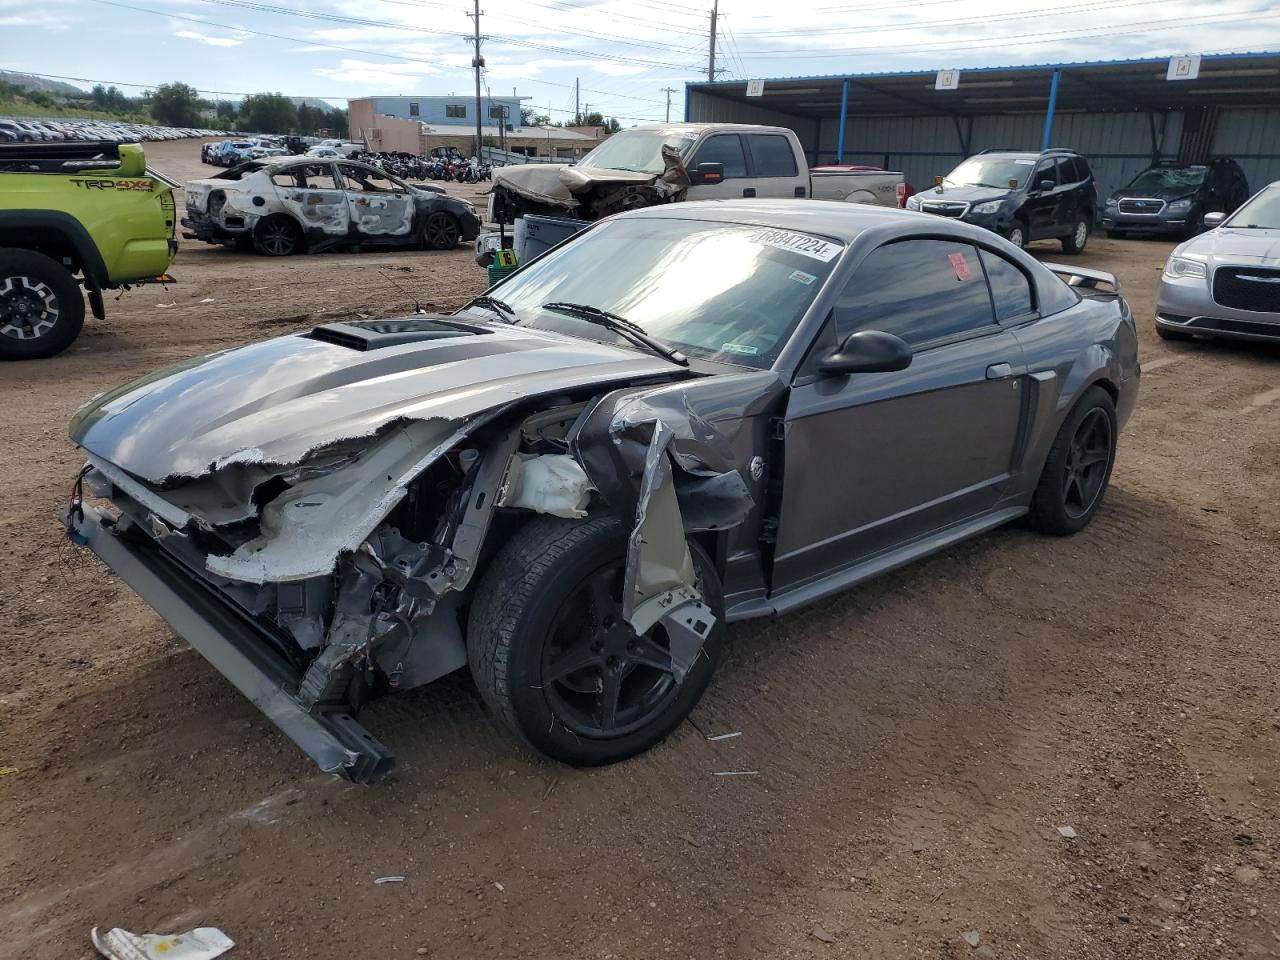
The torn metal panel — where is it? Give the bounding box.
[619,423,716,682]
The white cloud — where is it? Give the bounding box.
[175,29,244,47]
[0,11,68,29]
[313,58,440,90]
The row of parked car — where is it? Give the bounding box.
[0,116,228,143]
[905,148,1252,253]
[201,136,366,166]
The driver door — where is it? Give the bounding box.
[685,133,754,201]
[272,162,350,238]
[771,238,1027,592]
[1025,159,1060,239]
[336,163,415,238]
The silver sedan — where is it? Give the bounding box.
[1157,181,1280,343]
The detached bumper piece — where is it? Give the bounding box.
[72,505,395,783]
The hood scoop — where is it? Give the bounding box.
[307,317,487,351]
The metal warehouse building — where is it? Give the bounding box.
[684,52,1280,200]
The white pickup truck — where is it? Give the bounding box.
[485,123,904,227]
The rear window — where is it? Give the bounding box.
[748,134,798,178]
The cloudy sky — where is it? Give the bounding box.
[2,0,1276,122]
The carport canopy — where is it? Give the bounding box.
[686,52,1280,160]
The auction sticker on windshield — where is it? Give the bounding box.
[747,228,841,262]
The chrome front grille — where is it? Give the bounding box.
[1117,198,1166,215]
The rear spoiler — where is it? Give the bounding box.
[1043,262,1120,293]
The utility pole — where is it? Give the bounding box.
[574,77,580,125]
[661,86,677,122]
[707,0,719,83]
[468,0,483,158]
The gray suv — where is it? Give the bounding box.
[907,148,1096,253]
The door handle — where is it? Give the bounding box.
[742,187,756,198]
[986,362,1012,380]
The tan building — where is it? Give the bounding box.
[349,97,605,159]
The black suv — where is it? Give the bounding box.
[907,148,1096,253]
[1102,158,1250,238]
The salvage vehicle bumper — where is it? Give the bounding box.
[1157,273,1280,342]
[68,503,395,783]
[1102,213,1188,234]
[181,212,251,245]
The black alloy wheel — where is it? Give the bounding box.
[541,560,681,739]
[1061,407,1113,519]
[424,211,460,250]
[253,217,301,257]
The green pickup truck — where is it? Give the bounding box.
[0,141,178,360]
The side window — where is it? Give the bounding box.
[1070,157,1089,182]
[275,164,339,189]
[691,135,748,178]
[339,166,403,193]
[1054,157,1077,185]
[979,249,1035,321]
[1033,161,1057,189]
[747,134,798,178]
[445,104,466,118]
[835,239,996,347]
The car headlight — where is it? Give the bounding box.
[972,200,1002,215]
[905,195,921,210]
[1165,256,1207,279]
[1167,198,1193,213]
[1105,197,1118,209]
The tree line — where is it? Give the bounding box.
[147,83,347,135]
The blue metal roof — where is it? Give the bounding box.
[685,50,1280,89]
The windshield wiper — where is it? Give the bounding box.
[466,294,515,322]
[541,301,688,366]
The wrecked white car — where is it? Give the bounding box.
[66,201,1137,782]
[182,156,481,257]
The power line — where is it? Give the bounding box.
[730,8,1280,57]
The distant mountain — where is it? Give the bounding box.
[0,71,86,95]
[291,97,340,111]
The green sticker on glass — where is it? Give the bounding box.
[789,269,817,285]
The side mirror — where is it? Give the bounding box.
[690,162,724,184]
[1203,211,1226,229]
[1037,179,1055,193]
[818,330,913,376]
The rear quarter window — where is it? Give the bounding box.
[979,249,1035,321]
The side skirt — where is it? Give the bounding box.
[725,505,1027,622]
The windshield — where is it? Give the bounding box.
[470,218,842,368]
[945,156,1036,189]
[1226,185,1280,229]
[577,129,698,175]
[1128,166,1206,191]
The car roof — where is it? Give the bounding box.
[617,198,985,244]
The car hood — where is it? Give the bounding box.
[70,317,685,485]
[916,185,1010,206]
[1110,186,1198,202]
[1177,227,1280,264]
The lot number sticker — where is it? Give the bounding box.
[948,251,972,282]
[747,228,841,262]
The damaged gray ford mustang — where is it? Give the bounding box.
[65,200,1139,782]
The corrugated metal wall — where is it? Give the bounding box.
[1213,108,1280,192]
[812,111,1190,198]
[686,90,819,145]
[689,93,1280,198]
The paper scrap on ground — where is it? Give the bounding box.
[91,925,234,960]
[375,876,406,884]
[706,731,742,741]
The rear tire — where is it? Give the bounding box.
[1027,386,1117,536]
[0,249,86,361]
[252,215,302,257]
[1061,216,1090,254]
[467,514,723,765]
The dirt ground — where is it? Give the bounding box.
[3,138,1279,960]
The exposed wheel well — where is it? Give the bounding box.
[0,228,85,280]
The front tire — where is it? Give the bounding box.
[1061,216,1090,254]
[1027,386,1117,536]
[467,514,723,765]
[423,211,461,250]
[1006,221,1027,249]
[0,249,86,361]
